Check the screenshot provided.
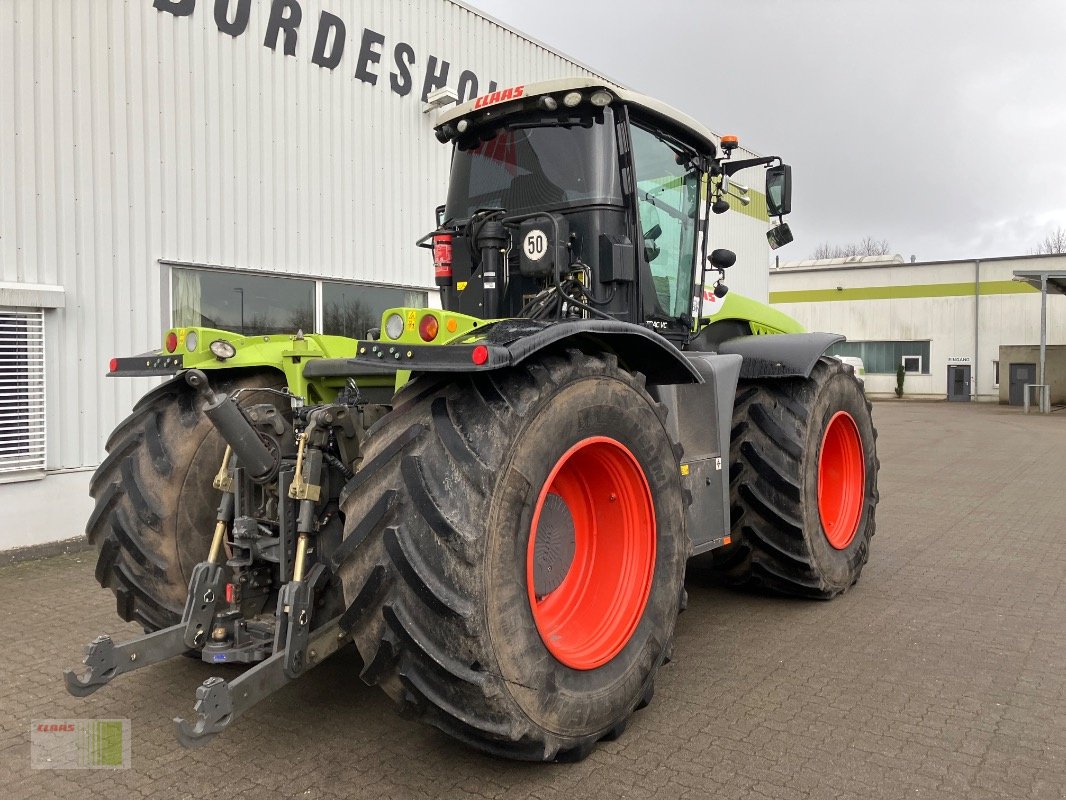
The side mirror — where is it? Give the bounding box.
[767,222,794,250]
[765,164,792,217]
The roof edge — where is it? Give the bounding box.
[772,251,1066,276]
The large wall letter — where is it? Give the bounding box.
[456,70,479,103]
[264,0,302,57]
[311,11,346,69]
[213,0,250,37]
[354,28,385,86]
[421,56,451,102]
[154,0,196,16]
[390,42,416,96]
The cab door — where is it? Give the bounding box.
[628,122,701,340]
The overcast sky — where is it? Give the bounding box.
[465,0,1066,262]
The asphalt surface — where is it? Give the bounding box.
[2,401,1065,799]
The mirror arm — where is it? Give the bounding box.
[721,155,781,177]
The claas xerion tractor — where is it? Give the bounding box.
[65,78,878,761]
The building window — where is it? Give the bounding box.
[171,267,427,339]
[0,309,46,479]
[827,340,931,375]
[993,360,1000,387]
[322,282,427,339]
[174,268,315,335]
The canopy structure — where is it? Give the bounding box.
[435,77,724,157]
[1012,270,1066,411]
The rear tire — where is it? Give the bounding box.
[335,350,688,760]
[701,357,879,598]
[87,371,286,630]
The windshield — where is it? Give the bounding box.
[444,108,623,222]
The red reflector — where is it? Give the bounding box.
[471,345,489,366]
[165,331,178,353]
[226,583,235,604]
[433,232,453,287]
[418,314,440,342]
[109,358,118,372]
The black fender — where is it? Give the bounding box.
[304,319,703,385]
[718,332,845,379]
[495,319,702,383]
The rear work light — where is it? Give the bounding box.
[210,339,237,360]
[384,313,405,340]
[433,232,453,287]
[418,314,440,342]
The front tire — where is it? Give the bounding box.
[336,350,688,760]
[701,357,879,598]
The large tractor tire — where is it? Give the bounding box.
[702,357,878,598]
[335,350,688,761]
[86,371,286,631]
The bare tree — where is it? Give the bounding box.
[811,237,892,259]
[1031,226,1066,255]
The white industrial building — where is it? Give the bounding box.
[770,253,1066,402]
[0,0,775,551]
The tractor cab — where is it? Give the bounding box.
[430,78,793,346]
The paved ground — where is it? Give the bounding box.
[2,401,1065,799]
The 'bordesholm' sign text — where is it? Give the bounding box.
[154,0,504,104]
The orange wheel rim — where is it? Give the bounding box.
[527,437,656,670]
[817,411,865,550]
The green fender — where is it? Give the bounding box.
[697,291,805,335]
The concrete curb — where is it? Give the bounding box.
[2,536,91,565]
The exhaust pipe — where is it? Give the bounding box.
[185,370,276,481]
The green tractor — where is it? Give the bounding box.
[66,78,878,761]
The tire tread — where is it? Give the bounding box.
[706,358,878,598]
[337,349,683,760]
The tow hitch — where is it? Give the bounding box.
[65,369,365,746]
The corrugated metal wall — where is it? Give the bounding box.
[1,0,771,476]
[0,0,602,471]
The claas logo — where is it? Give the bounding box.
[474,85,525,109]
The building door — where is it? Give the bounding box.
[947,365,971,401]
[1008,362,1037,406]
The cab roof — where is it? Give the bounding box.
[435,77,721,157]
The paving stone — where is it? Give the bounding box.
[1,401,1064,798]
